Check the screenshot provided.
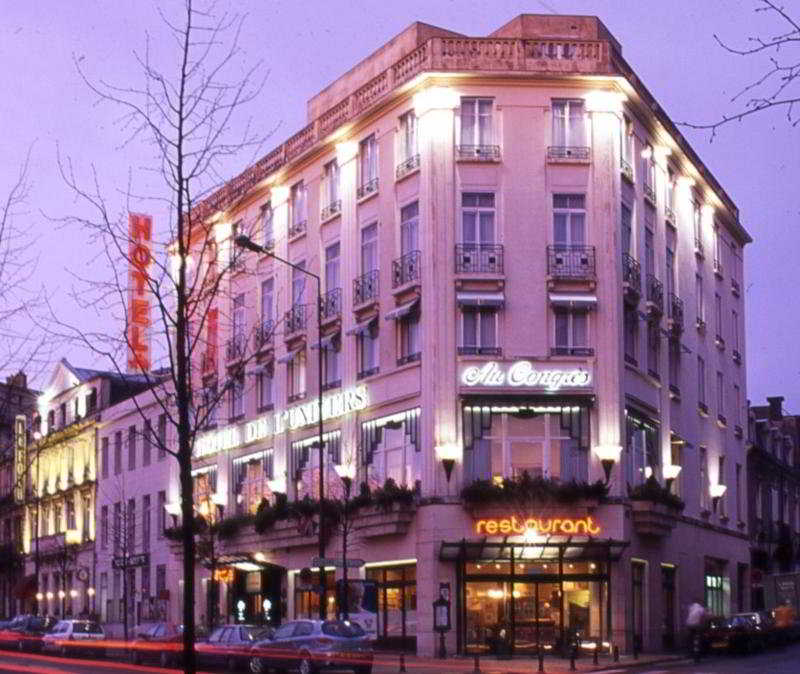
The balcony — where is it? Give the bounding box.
[547,245,595,280]
[643,183,656,205]
[622,254,641,303]
[733,349,742,365]
[715,334,726,350]
[458,345,502,357]
[550,347,594,357]
[731,278,741,296]
[353,270,379,305]
[713,258,724,278]
[225,335,246,362]
[357,366,380,380]
[320,200,341,221]
[646,274,664,316]
[631,500,678,538]
[696,316,706,333]
[254,319,275,351]
[457,145,500,161]
[321,288,342,320]
[667,294,684,334]
[392,250,421,288]
[734,424,743,439]
[620,158,634,183]
[717,414,728,428]
[288,219,307,239]
[396,154,420,179]
[285,304,307,334]
[455,243,504,274]
[665,204,675,223]
[698,401,709,417]
[356,177,379,200]
[397,352,421,367]
[669,384,681,401]
[694,237,704,258]
[547,146,590,160]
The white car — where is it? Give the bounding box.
[41,619,105,658]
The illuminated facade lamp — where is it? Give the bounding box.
[663,464,682,491]
[87,587,95,597]
[436,444,460,483]
[335,140,358,164]
[583,90,626,113]
[46,592,54,600]
[35,592,43,602]
[267,478,286,495]
[69,589,78,598]
[413,86,460,117]
[270,184,290,204]
[594,445,623,483]
[710,483,727,512]
[57,590,66,600]
[640,145,653,159]
[654,144,672,163]
[676,175,696,188]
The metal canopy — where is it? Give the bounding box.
[548,293,598,310]
[384,297,419,321]
[276,346,303,364]
[202,552,273,569]
[456,291,505,307]
[309,333,339,350]
[439,537,628,562]
[345,315,378,336]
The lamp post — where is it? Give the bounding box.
[333,463,355,620]
[208,493,226,631]
[32,431,42,616]
[235,234,327,619]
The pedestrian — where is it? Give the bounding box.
[685,598,707,658]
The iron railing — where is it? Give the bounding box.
[646,274,664,314]
[550,347,595,357]
[668,293,684,332]
[285,304,308,333]
[225,334,247,361]
[455,243,504,274]
[392,250,421,287]
[321,200,341,221]
[457,145,501,161]
[622,254,641,294]
[547,244,596,279]
[694,236,704,256]
[288,219,307,238]
[548,146,590,160]
[643,183,656,204]
[321,288,342,319]
[620,158,634,182]
[396,154,420,179]
[356,177,379,199]
[254,319,275,350]
[665,205,675,222]
[458,346,502,356]
[353,270,379,304]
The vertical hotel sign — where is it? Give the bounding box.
[128,213,153,373]
[13,415,26,503]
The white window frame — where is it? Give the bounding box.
[358,324,379,377]
[552,194,586,246]
[461,193,496,245]
[551,99,587,149]
[461,306,498,354]
[322,343,340,389]
[261,202,274,248]
[290,181,307,227]
[230,371,245,419]
[459,97,494,147]
[360,223,378,274]
[323,159,339,208]
[359,134,378,186]
[288,350,307,401]
[400,201,419,255]
[258,367,274,410]
[367,424,419,490]
[553,309,589,355]
[399,111,418,161]
[324,242,340,292]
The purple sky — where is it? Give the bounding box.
[1,1,798,410]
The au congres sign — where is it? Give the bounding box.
[461,360,591,391]
[195,385,368,458]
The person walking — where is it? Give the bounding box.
[685,599,707,660]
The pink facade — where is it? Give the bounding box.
[179,15,751,656]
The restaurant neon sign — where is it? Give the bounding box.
[475,515,601,536]
[460,361,591,390]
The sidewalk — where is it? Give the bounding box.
[371,651,688,674]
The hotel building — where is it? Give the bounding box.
[181,14,752,655]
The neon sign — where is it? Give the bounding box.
[461,361,591,390]
[195,385,368,458]
[475,515,601,536]
[127,213,153,373]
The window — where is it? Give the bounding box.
[229,371,245,419]
[400,111,418,161]
[666,226,676,299]
[261,278,274,325]
[644,225,655,278]
[141,565,150,599]
[158,414,167,460]
[257,366,274,410]
[731,310,740,353]
[127,499,136,550]
[232,293,246,356]
[669,436,683,496]
[114,432,122,475]
[624,305,638,365]
[156,565,166,597]
[460,97,493,147]
[292,261,306,306]
[113,502,121,553]
[715,293,723,340]
[621,115,634,171]
[553,194,586,245]
[233,451,274,514]
[398,313,421,365]
[322,159,340,211]
[642,143,656,197]
[552,99,586,153]
[100,505,108,549]
[261,202,274,248]
[718,455,727,516]
[733,384,741,425]
[621,203,633,255]
[361,223,378,273]
[625,412,660,485]
[716,371,724,417]
[290,181,307,230]
[647,323,660,378]
[666,167,675,216]
[735,463,743,522]
[461,307,497,355]
[101,437,109,479]
[713,225,723,272]
[59,402,67,427]
[699,447,709,510]
[668,338,681,390]
[359,135,378,188]
[128,425,136,471]
[322,341,340,390]
[358,323,380,378]
[462,193,495,246]
[400,201,419,255]
[157,491,166,537]
[142,495,151,552]
[697,357,706,407]
[730,242,741,291]
[695,274,705,324]
[142,419,151,467]
[366,419,422,488]
[693,201,702,252]
[288,349,307,401]
[553,309,589,356]
[229,221,244,270]
[325,243,340,293]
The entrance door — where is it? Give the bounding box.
[661,566,676,650]
[631,561,646,652]
[511,581,562,654]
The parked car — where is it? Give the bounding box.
[249,620,373,674]
[41,619,105,657]
[129,622,207,668]
[196,624,272,672]
[3,614,57,652]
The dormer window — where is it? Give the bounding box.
[47,410,55,432]
[59,403,67,428]
[86,388,97,413]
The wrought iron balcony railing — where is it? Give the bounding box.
[668,293,684,332]
[457,145,501,161]
[622,254,641,295]
[392,250,421,288]
[547,245,596,279]
[254,319,275,350]
[620,158,634,182]
[646,274,664,314]
[356,177,379,199]
[353,270,379,305]
[396,154,420,179]
[643,183,656,204]
[458,345,502,356]
[731,278,741,296]
[548,146,590,160]
[288,219,307,238]
[321,200,341,221]
[713,258,724,277]
[321,288,342,319]
[694,236,704,257]
[225,334,246,361]
[665,205,675,223]
[285,304,308,333]
[455,243,504,274]
[550,347,595,357]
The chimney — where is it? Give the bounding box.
[767,396,784,421]
[5,371,27,389]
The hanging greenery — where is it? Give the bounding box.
[628,475,685,510]
[461,472,608,506]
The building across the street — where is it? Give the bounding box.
[172,13,754,656]
[0,371,38,618]
[748,396,800,608]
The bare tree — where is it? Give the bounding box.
[43,2,271,671]
[682,0,800,139]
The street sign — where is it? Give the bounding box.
[311,557,365,569]
[112,553,150,569]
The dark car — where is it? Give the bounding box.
[1,615,57,652]
[130,623,207,668]
[196,624,273,672]
[249,619,373,674]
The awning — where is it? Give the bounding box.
[309,333,339,350]
[346,315,378,336]
[456,291,505,308]
[277,346,303,364]
[12,575,37,599]
[549,293,598,310]
[439,538,628,563]
[384,297,420,321]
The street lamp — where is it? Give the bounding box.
[236,233,327,619]
[594,445,623,484]
[333,463,356,620]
